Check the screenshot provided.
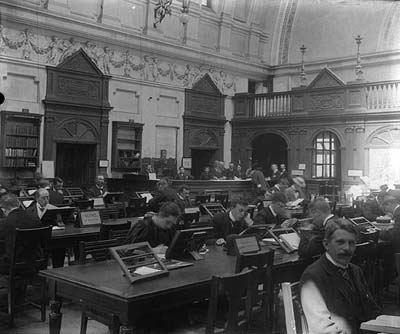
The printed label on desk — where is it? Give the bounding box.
[80,210,101,226]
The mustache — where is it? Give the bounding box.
[338,251,353,257]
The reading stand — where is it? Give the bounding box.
[110,242,168,284]
[200,203,227,217]
[267,228,300,253]
[166,226,213,261]
[41,207,76,227]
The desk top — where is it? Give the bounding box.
[41,246,300,300]
[51,218,133,239]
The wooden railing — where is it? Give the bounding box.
[252,92,292,117]
[234,79,400,118]
[366,81,400,110]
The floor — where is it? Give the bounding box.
[1,283,400,334]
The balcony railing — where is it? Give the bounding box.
[366,81,400,110]
[234,79,400,119]
[252,92,292,118]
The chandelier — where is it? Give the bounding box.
[154,0,190,28]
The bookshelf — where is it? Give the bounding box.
[112,121,143,171]
[1,111,41,168]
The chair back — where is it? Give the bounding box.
[79,238,120,264]
[12,226,52,277]
[352,241,378,295]
[127,197,147,217]
[99,207,119,222]
[281,282,308,334]
[99,221,131,240]
[108,229,130,244]
[206,270,257,334]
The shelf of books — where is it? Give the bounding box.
[1,111,41,168]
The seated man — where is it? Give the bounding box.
[378,196,400,252]
[175,185,193,212]
[125,202,180,253]
[26,188,58,220]
[175,166,194,181]
[49,176,66,206]
[212,199,253,246]
[301,218,380,334]
[148,178,179,212]
[86,175,107,198]
[224,162,236,180]
[0,193,42,275]
[253,192,289,227]
[199,166,212,180]
[298,197,335,259]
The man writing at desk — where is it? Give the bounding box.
[125,202,180,253]
[212,199,253,246]
[87,175,107,198]
[301,218,380,334]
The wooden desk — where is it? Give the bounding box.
[49,219,133,249]
[41,246,304,334]
[361,315,400,333]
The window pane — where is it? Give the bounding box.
[312,131,339,178]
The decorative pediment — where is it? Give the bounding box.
[190,129,218,148]
[57,48,103,75]
[308,67,345,89]
[191,74,222,95]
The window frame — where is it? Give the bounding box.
[311,131,340,179]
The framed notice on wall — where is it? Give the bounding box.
[182,158,192,169]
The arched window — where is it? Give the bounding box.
[312,131,340,179]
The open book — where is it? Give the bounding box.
[280,233,300,252]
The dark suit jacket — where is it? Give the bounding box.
[125,216,176,247]
[298,215,336,259]
[0,208,43,272]
[301,254,380,333]
[49,189,64,205]
[253,206,285,227]
[87,185,107,198]
[212,211,247,239]
[175,195,193,212]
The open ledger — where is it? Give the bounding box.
[360,315,400,334]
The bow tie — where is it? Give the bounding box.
[39,206,45,212]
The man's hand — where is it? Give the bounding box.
[215,238,226,246]
[152,244,168,255]
[244,214,253,226]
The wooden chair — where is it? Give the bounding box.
[352,241,378,296]
[0,226,52,327]
[99,221,131,240]
[99,207,119,222]
[281,282,308,334]
[206,270,257,334]
[126,197,147,217]
[78,238,122,334]
[235,249,275,329]
[78,238,120,265]
[108,229,130,244]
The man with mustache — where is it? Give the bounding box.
[300,218,380,334]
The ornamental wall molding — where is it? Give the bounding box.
[0,25,238,96]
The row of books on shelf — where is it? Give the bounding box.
[6,124,38,136]
[5,136,38,147]
[4,148,38,157]
[3,158,36,167]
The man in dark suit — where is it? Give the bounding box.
[125,202,180,254]
[148,178,179,212]
[0,193,42,275]
[253,192,289,227]
[301,218,380,334]
[175,166,194,181]
[175,185,193,211]
[298,197,336,259]
[87,175,108,198]
[49,176,66,205]
[212,199,253,246]
[379,196,400,253]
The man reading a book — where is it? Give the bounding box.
[125,202,180,254]
[300,218,380,334]
[213,199,253,246]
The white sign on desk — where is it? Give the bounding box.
[348,169,363,177]
[291,170,304,176]
[79,210,101,227]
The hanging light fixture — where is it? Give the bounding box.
[355,35,364,80]
[299,45,307,86]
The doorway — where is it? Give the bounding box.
[252,133,287,176]
[191,149,216,179]
[56,143,96,186]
